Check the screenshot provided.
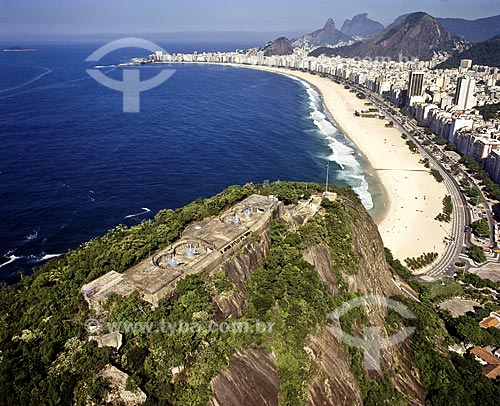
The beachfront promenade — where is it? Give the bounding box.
[366,89,469,278]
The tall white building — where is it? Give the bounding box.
[454,76,477,110]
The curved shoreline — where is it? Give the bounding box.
[219,64,451,261]
[223,64,390,219]
[288,74,388,222]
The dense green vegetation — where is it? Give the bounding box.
[404,252,439,270]
[406,299,500,406]
[0,183,265,405]
[0,182,305,404]
[435,195,453,222]
[411,278,463,302]
[430,168,444,183]
[464,184,483,205]
[457,271,500,291]
[247,219,333,404]
[434,135,448,146]
[469,246,488,263]
[387,255,500,405]
[406,139,418,153]
[461,155,500,202]
[385,248,412,280]
[0,182,366,405]
[471,219,490,238]
[475,103,500,121]
[2,180,499,405]
[437,34,500,69]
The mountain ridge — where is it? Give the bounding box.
[340,13,384,38]
[309,12,466,61]
[292,18,352,48]
[436,15,500,43]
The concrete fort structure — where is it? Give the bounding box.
[82,194,326,309]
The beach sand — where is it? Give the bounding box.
[242,65,451,263]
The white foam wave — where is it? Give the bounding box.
[0,75,93,100]
[38,253,62,261]
[0,255,20,269]
[125,207,151,219]
[300,80,374,210]
[24,253,61,263]
[24,230,38,242]
[0,66,52,93]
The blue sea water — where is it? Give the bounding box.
[0,42,379,282]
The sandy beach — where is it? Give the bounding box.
[238,65,451,264]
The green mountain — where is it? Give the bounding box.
[437,34,500,69]
[436,15,500,43]
[310,12,466,61]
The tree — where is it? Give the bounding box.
[471,219,489,238]
[469,246,487,263]
[406,140,418,153]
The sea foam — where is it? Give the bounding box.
[299,79,374,210]
[125,207,151,219]
[0,255,20,269]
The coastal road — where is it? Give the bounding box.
[469,176,496,248]
[384,110,468,278]
[347,83,468,278]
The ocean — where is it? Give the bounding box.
[0,42,379,282]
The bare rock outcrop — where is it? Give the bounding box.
[208,349,279,406]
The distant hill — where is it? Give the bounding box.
[309,12,465,61]
[437,34,500,69]
[291,18,352,48]
[436,15,500,43]
[340,13,384,38]
[259,37,293,56]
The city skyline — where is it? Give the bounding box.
[2,0,500,41]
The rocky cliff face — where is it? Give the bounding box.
[309,201,426,405]
[208,349,279,406]
[208,196,426,405]
[311,12,466,60]
[212,231,271,319]
[340,13,384,39]
[306,326,363,405]
[260,37,293,56]
[292,18,352,48]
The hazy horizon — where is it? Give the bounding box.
[2,0,500,42]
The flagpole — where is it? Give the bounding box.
[325,162,329,193]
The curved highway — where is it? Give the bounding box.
[343,80,469,278]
